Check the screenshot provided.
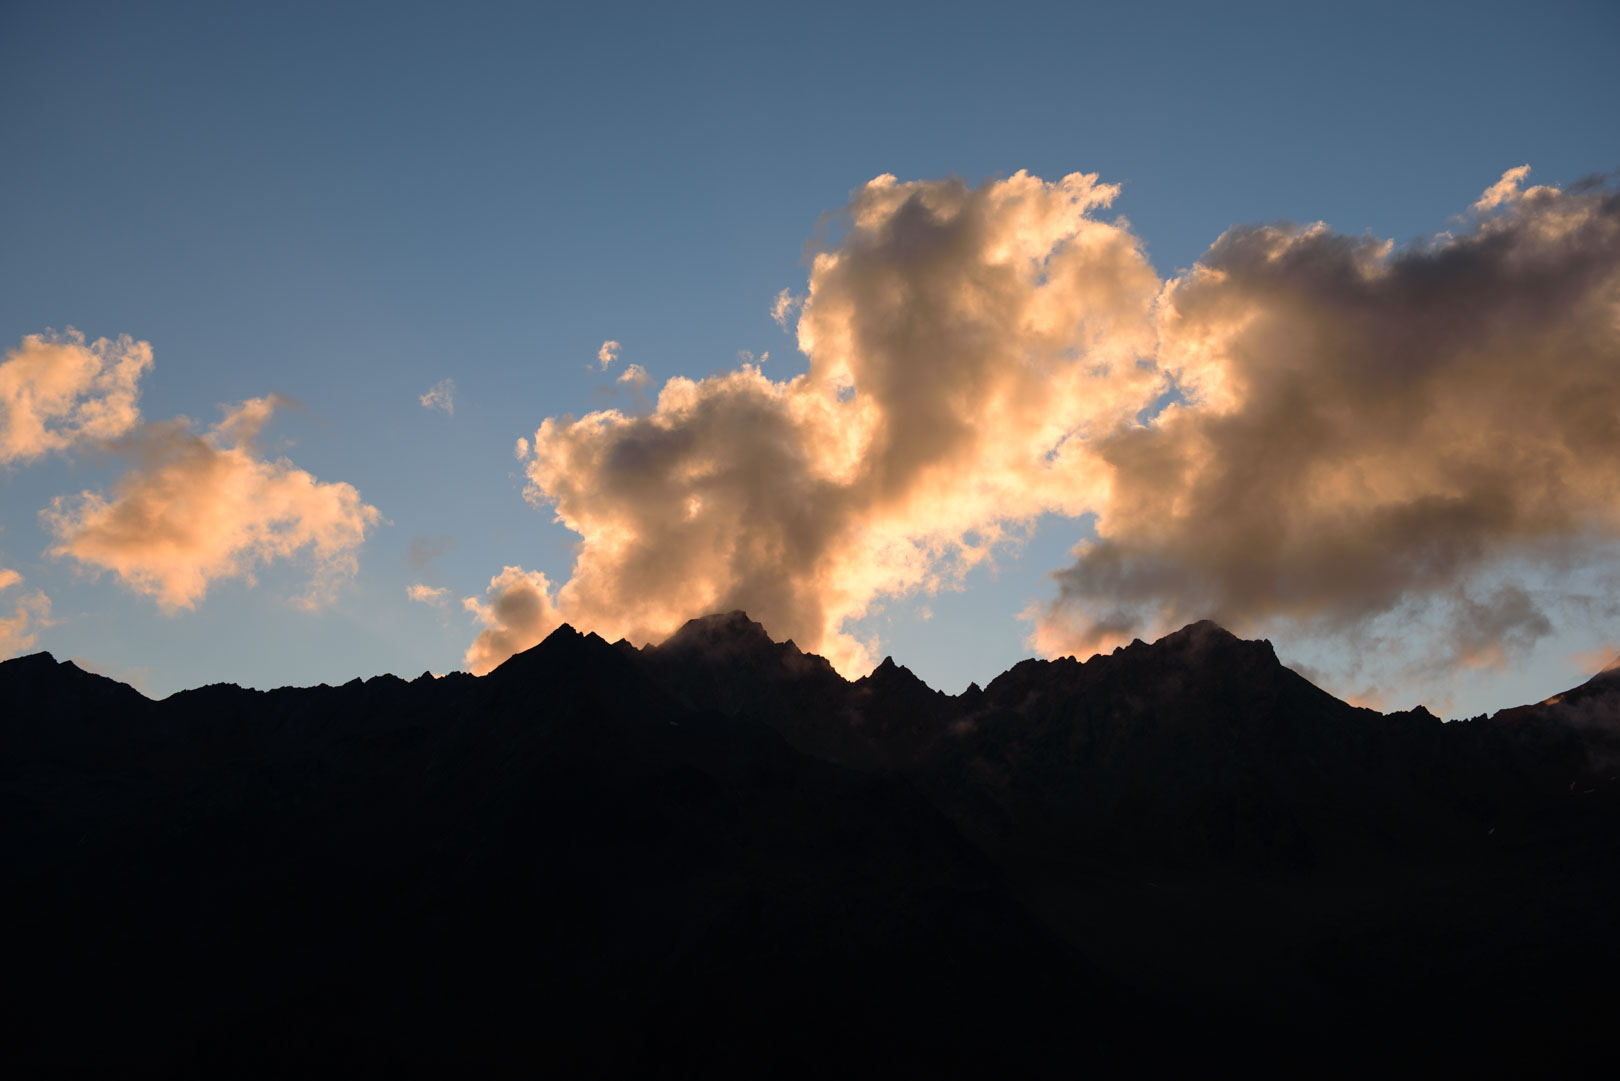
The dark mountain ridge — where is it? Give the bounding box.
[5,616,1619,1074]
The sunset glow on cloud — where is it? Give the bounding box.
[419,378,456,416]
[0,565,51,658]
[466,167,1620,690]
[4,1,1613,712]
[0,329,152,464]
[1035,168,1620,671]
[489,171,1165,673]
[463,565,565,674]
[43,397,381,612]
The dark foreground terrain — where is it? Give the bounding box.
[5,616,1619,1075]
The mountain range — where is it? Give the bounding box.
[5,615,1619,1075]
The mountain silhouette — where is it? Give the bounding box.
[5,617,1619,1074]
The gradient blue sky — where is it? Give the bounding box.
[2,0,1617,713]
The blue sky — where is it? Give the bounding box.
[2,0,1617,713]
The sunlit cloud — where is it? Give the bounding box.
[1569,643,1620,679]
[0,566,51,659]
[1036,167,1620,676]
[407,583,451,606]
[0,328,152,464]
[617,363,648,387]
[771,288,802,329]
[43,397,382,611]
[463,565,564,674]
[419,378,456,415]
[504,170,1161,673]
[596,340,621,370]
[1469,163,1559,214]
[473,166,1620,694]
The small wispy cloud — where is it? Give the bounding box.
[405,534,456,573]
[1472,164,1531,213]
[596,340,621,370]
[771,289,802,330]
[616,363,648,387]
[419,378,456,415]
[407,583,451,607]
[0,565,51,659]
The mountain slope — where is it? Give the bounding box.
[5,617,1620,1073]
[2,628,1144,1076]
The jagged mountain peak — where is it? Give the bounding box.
[486,621,626,681]
[859,654,928,689]
[661,609,777,652]
[1153,618,1271,657]
[647,611,837,682]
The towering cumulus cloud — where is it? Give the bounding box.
[1035,168,1620,669]
[44,397,381,611]
[0,329,152,463]
[478,166,1620,686]
[476,171,1163,673]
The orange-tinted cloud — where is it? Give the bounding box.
[475,167,1620,687]
[771,289,802,329]
[43,397,381,611]
[1036,167,1620,668]
[0,566,51,658]
[494,171,1164,672]
[407,583,451,606]
[419,378,456,415]
[462,565,564,674]
[0,328,152,464]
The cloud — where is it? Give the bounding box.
[462,565,565,674]
[476,166,1620,692]
[405,533,457,573]
[616,363,648,387]
[0,566,51,659]
[419,378,456,415]
[1035,168,1620,674]
[43,397,382,611]
[1469,164,1558,214]
[407,583,451,606]
[771,289,803,329]
[0,328,152,464]
[597,340,621,370]
[1569,643,1620,679]
[503,170,1163,673]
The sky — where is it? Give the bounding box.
[2,0,1618,717]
